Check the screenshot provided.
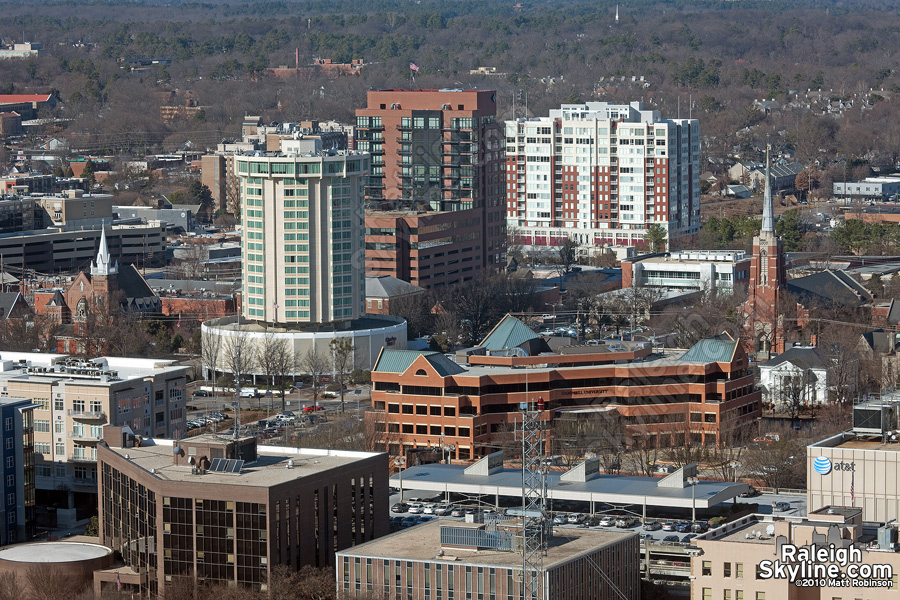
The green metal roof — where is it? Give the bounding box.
[373,350,465,376]
[479,314,539,352]
[424,352,466,376]
[373,349,430,373]
[679,334,737,363]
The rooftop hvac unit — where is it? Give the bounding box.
[853,401,900,435]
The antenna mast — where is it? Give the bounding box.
[520,395,548,600]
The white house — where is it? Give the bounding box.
[759,346,829,409]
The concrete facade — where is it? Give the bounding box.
[236,152,369,325]
[98,430,389,596]
[337,519,640,600]
[691,507,900,600]
[807,432,900,524]
[622,250,750,292]
[0,352,187,526]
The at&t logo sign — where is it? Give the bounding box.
[813,457,832,475]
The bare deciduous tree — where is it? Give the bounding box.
[330,338,353,414]
[300,347,328,411]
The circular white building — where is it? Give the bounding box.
[201,314,407,375]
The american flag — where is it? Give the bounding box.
[409,62,420,73]
[117,572,122,591]
[850,471,855,505]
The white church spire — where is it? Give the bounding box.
[91,227,118,276]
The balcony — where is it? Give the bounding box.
[73,476,98,488]
[68,431,102,443]
[68,453,97,463]
[66,409,107,422]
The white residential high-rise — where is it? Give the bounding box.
[236,151,370,325]
[505,101,700,251]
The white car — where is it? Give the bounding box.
[553,514,568,525]
[407,503,424,514]
[422,503,436,514]
[598,516,616,527]
[567,513,585,524]
[434,504,452,516]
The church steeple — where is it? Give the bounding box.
[761,144,774,234]
[91,227,118,277]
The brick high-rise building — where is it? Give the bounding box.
[505,101,700,251]
[356,89,506,288]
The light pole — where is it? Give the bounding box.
[394,456,406,502]
[688,476,699,522]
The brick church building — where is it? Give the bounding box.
[45,228,161,354]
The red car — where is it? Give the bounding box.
[303,405,326,412]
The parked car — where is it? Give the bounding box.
[407,503,424,514]
[304,404,326,412]
[681,534,698,543]
[423,503,436,514]
[400,517,419,528]
[450,508,465,517]
[643,521,662,531]
[391,503,409,513]
[192,390,211,397]
[691,522,708,533]
[739,486,759,498]
[567,513,585,524]
[615,517,636,528]
[553,514,568,525]
[662,535,681,543]
[675,521,692,533]
[433,504,452,516]
[661,521,677,532]
[598,515,616,527]
[774,502,791,512]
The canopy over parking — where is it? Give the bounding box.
[392,451,749,510]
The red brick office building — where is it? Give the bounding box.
[367,316,762,460]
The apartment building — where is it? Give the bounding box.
[367,315,761,460]
[505,101,701,251]
[0,398,37,545]
[356,89,506,287]
[97,429,388,596]
[622,250,751,293]
[337,519,639,600]
[0,352,187,526]
[691,507,900,600]
[235,151,369,325]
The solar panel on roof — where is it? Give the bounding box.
[209,458,225,472]
[229,460,244,473]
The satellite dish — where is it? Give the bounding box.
[766,525,775,536]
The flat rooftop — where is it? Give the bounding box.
[392,463,748,509]
[104,437,382,487]
[339,519,634,568]
[0,353,187,385]
[810,431,900,452]
[0,541,112,563]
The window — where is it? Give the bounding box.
[755,594,765,600]
[735,563,743,578]
[55,442,64,455]
[702,561,712,576]
[54,398,63,411]
[735,592,743,600]
[724,562,731,577]
[724,591,731,600]
[702,589,712,600]
[34,420,49,433]
[6,494,12,506]
[4,417,10,431]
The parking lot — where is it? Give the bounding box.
[387,489,807,545]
